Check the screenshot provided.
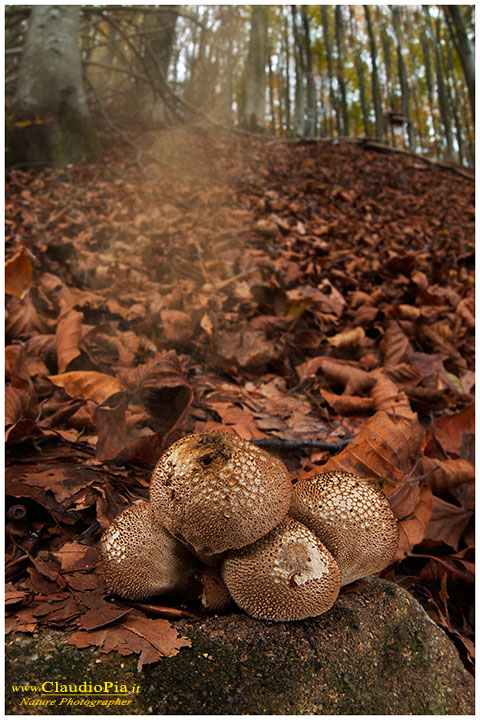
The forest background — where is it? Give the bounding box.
[5,4,475,681]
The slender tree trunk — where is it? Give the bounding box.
[420,15,440,156]
[443,32,465,165]
[424,7,454,160]
[136,6,178,126]
[391,6,415,152]
[9,5,97,167]
[291,5,305,136]
[321,5,339,136]
[364,5,384,141]
[301,7,316,137]
[444,6,475,120]
[282,8,291,133]
[348,8,370,137]
[335,6,349,136]
[243,5,269,131]
[268,49,276,134]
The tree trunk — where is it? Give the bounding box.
[424,7,454,160]
[301,8,316,138]
[444,6,475,120]
[364,5,384,141]
[335,6,349,136]
[243,5,269,132]
[444,39,465,165]
[135,6,178,126]
[391,6,416,152]
[348,8,370,137]
[291,5,305,136]
[281,8,291,133]
[321,6,339,136]
[8,5,97,167]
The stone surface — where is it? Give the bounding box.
[5,577,474,715]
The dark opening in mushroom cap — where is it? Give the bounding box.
[290,471,399,586]
[99,500,198,601]
[221,517,341,621]
[150,431,293,555]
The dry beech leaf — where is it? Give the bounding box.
[395,484,433,559]
[328,326,365,348]
[423,405,474,462]
[381,319,414,366]
[5,246,33,299]
[320,358,376,395]
[419,456,474,495]
[56,308,84,372]
[161,309,195,344]
[424,496,473,551]
[320,389,373,415]
[48,371,123,405]
[6,296,52,336]
[370,371,418,422]
[319,410,425,497]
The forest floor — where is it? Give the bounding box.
[5,123,475,673]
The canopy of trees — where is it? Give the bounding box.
[5,5,475,167]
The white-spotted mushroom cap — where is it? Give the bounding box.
[99,500,198,601]
[221,517,341,621]
[150,431,293,555]
[290,471,399,586]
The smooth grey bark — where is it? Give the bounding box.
[9,5,95,166]
[301,7,316,138]
[445,5,475,120]
[391,6,416,152]
[243,5,269,131]
[364,4,384,141]
[335,6,349,136]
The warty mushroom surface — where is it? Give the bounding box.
[221,517,342,621]
[290,471,399,585]
[99,500,199,601]
[149,431,293,556]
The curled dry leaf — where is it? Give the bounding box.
[56,308,84,373]
[320,358,376,395]
[5,246,33,299]
[48,371,124,405]
[370,371,418,422]
[327,326,365,349]
[320,389,374,415]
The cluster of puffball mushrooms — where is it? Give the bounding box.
[100,431,399,622]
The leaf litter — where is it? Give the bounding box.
[5,126,474,671]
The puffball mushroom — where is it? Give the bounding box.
[290,471,399,586]
[99,500,198,601]
[150,431,293,556]
[221,517,341,621]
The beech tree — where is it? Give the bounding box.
[7,5,97,166]
[242,5,269,131]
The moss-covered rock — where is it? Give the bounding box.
[5,578,474,715]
